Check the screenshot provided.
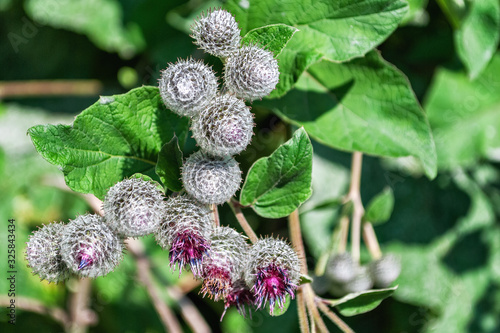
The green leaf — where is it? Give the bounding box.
[401,0,429,25]
[25,0,145,58]
[241,24,298,58]
[240,128,313,218]
[267,34,323,98]
[262,51,437,179]
[425,53,500,170]
[365,187,395,225]
[28,86,189,200]
[156,135,183,192]
[300,147,350,213]
[299,273,313,285]
[227,0,408,97]
[268,295,291,316]
[325,286,398,316]
[454,0,500,79]
[129,173,164,192]
[227,0,407,62]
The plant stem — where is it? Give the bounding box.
[128,239,182,333]
[289,209,308,275]
[338,215,350,253]
[228,199,258,244]
[0,296,70,330]
[304,285,329,333]
[347,152,364,264]
[362,222,382,260]
[168,286,211,333]
[316,298,355,333]
[68,278,95,333]
[211,204,220,227]
[297,288,311,333]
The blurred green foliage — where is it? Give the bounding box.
[1,0,500,332]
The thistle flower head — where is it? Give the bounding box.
[192,94,254,157]
[103,178,165,237]
[182,151,241,205]
[25,222,70,283]
[191,8,241,58]
[159,58,218,117]
[201,227,249,301]
[155,195,212,277]
[244,237,300,314]
[225,45,279,101]
[222,279,255,320]
[60,214,124,278]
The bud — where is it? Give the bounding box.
[244,237,300,314]
[182,151,241,205]
[225,45,279,101]
[61,214,124,278]
[325,252,356,284]
[25,222,70,283]
[191,94,254,157]
[103,178,165,237]
[200,226,249,301]
[369,254,401,288]
[191,8,241,58]
[342,266,373,294]
[155,195,212,277]
[159,58,218,117]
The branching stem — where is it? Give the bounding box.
[68,278,95,333]
[346,152,364,264]
[297,288,311,333]
[228,199,258,244]
[363,222,382,260]
[128,239,183,333]
[316,297,355,333]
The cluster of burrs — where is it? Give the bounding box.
[159,7,279,207]
[323,252,401,297]
[26,8,299,319]
[156,7,296,317]
[25,178,164,281]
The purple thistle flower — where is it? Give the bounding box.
[200,227,249,301]
[155,195,213,278]
[221,279,255,320]
[76,248,95,270]
[244,238,301,315]
[253,263,297,314]
[169,230,210,277]
[200,265,232,301]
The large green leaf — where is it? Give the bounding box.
[156,135,183,192]
[263,51,437,178]
[425,53,500,170]
[25,0,145,58]
[240,128,313,218]
[325,286,398,316]
[226,0,408,97]
[454,0,500,79]
[28,86,189,199]
[241,24,298,58]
